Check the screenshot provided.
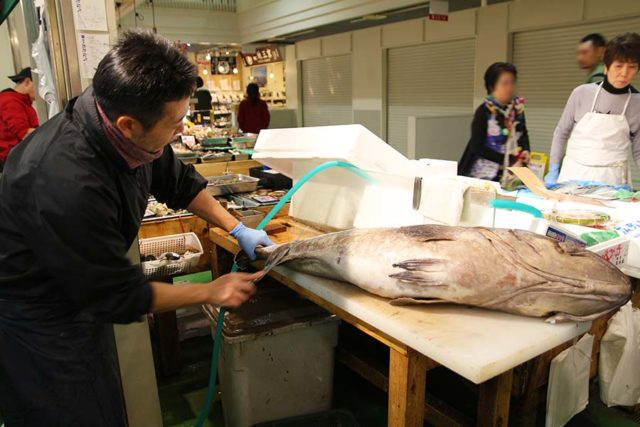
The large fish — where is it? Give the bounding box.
[252,225,631,323]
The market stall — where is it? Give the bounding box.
[203,124,640,427]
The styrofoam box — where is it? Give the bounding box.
[253,124,410,177]
[252,125,457,230]
[218,316,340,427]
[588,236,630,267]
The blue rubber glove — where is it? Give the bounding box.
[230,223,274,260]
[544,163,560,186]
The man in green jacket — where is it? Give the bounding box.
[578,33,606,83]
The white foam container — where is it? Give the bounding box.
[587,236,630,267]
[253,125,456,229]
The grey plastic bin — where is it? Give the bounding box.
[203,281,340,427]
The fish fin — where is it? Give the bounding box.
[389,271,445,285]
[399,225,462,243]
[389,297,448,306]
[545,307,618,324]
[393,259,446,272]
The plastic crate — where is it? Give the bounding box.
[253,409,359,427]
[139,232,203,278]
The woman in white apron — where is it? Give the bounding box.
[545,33,640,186]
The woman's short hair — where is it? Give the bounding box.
[604,33,640,67]
[246,83,260,99]
[484,62,517,94]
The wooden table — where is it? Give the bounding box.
[209,217,591,427]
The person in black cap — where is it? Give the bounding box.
[0,67,39,170]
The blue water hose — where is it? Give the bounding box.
[194,161,374,427]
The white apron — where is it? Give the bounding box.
[558,83,632,185]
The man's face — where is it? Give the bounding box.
[577,41,604,70]
[605,60,640,89]
[120,97,189,152]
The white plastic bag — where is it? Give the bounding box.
[599,301,640,407]
[545,333,594,427]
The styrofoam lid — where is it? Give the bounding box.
[253,124,410,177]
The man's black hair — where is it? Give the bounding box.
[484,62,517,95]
[196,76,204,88]
[604,32,640,67]
[580,33,606,48]
[93,30,197,129]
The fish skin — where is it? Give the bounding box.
[253,225,632,322]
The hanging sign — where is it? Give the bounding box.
[242,46,282,67]
[72,0,108,31]
[77,32,110,79]
[429,0,449,21]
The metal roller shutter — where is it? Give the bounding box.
[387,38,475,156]
[513,17,640,185]
[301,55,353,127]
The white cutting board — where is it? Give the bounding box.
[274,266,591,384]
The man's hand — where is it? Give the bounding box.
[206,271,261,308]
[230,223,274,260]
[150,271,262,313]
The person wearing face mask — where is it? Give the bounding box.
[0,31,272,426]
[545,33,640,186]
[0,67,39,172]
[458,62,531,183]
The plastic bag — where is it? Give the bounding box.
[599,301,640,407]
[545,333,594,427]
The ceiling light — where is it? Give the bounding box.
[225,50,229,55]
[269,73,274,79]
[202,69,208,75]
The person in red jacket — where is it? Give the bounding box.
[0,67,39,171]
[237,83,270,134]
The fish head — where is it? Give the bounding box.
[481,229,632,319]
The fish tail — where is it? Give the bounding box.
[262,244,293,274]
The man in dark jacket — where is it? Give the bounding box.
[0,67,39,171]
[0,31,271,426]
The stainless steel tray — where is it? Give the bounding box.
[206,174,260,196]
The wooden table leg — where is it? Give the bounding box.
[477,369,513,427]
[388,347,428,427]
[210,243,234,278]
[154,310,181,377]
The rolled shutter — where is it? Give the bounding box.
[387,38,475,156]
[301,55,353,127]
